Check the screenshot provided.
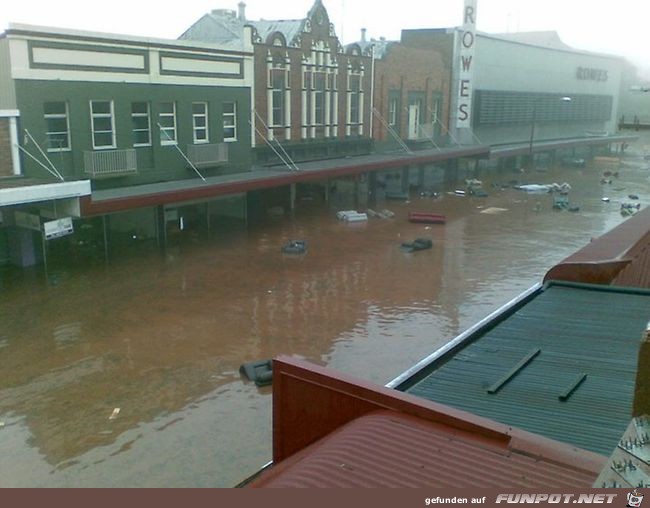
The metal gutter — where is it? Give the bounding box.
[0,180,91,207]
[490,134,638,159]
[80,145,490,216]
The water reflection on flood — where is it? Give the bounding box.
[1,159,649,487]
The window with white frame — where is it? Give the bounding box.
[349,75,361,124]
[192,102,209,144]
[388,98,398,126]
[131,102,151,147]
[159,102,177,145]
[90,100,116,149]
[44,101,71,152]
[314,73,326,125]
[270,70,285,127]
[223,102,237,141]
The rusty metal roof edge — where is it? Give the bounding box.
[386,283,543,391]
[543,279,650,296]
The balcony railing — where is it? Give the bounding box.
[187,143,228,167]
[84,149,137,178]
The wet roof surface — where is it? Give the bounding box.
[402,282,650,456]
[251,410,602,488]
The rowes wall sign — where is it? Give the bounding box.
[576,67,608,82]
[457,0,477,128]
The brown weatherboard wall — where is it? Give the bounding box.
[0,118,13,177]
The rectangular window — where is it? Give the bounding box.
[159,102,177,145]
[349,76,361,124]
[431,98,440,126]
[192,102,209,144]
[90,100,116,149]
[388,98,398,126]
[271,71,285,127]
[223,102,237,141]
[131,102,151,147]
[314,73,326,125]
[44,101,70,152]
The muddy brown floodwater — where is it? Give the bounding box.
[1,145,650,487]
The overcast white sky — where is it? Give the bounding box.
[2,0,648,74]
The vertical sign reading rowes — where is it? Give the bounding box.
[457,0,477,128]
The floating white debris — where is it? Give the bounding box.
[109,408,120,420]
[516,184,551,193]
[480,207,509,215]
[336,210,358,221]
[344,213,368,223]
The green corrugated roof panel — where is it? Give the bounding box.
[403,282,650,456]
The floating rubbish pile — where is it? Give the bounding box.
[281,240,307,255]
[400,238,433,253]
[336,210,368,222]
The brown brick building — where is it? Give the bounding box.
[181,0,373,166]
[368,38,450,150]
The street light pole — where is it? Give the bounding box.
[528,96,572,170]
[528,105,537,170]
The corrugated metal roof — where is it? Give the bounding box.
[251,410,601,488]
[402,282,650,456]
[178,13,245,46]
[249,20,305,45]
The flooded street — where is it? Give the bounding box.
[1,153,650,487]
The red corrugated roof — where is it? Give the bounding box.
[251,410,600,488]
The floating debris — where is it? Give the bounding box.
[281,240,307,255]
[400,238,433,253]
[408,212,446,224]
[336,210,368,222]
[602,197,611,203]
[516,184,551,193]
[480,207,509,215]
[240,360,273,387]
[553,196,569,210]
[109,408,120,420]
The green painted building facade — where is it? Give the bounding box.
[1,24,255,187]
[0,24,255,267]
[14,80,253,187]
